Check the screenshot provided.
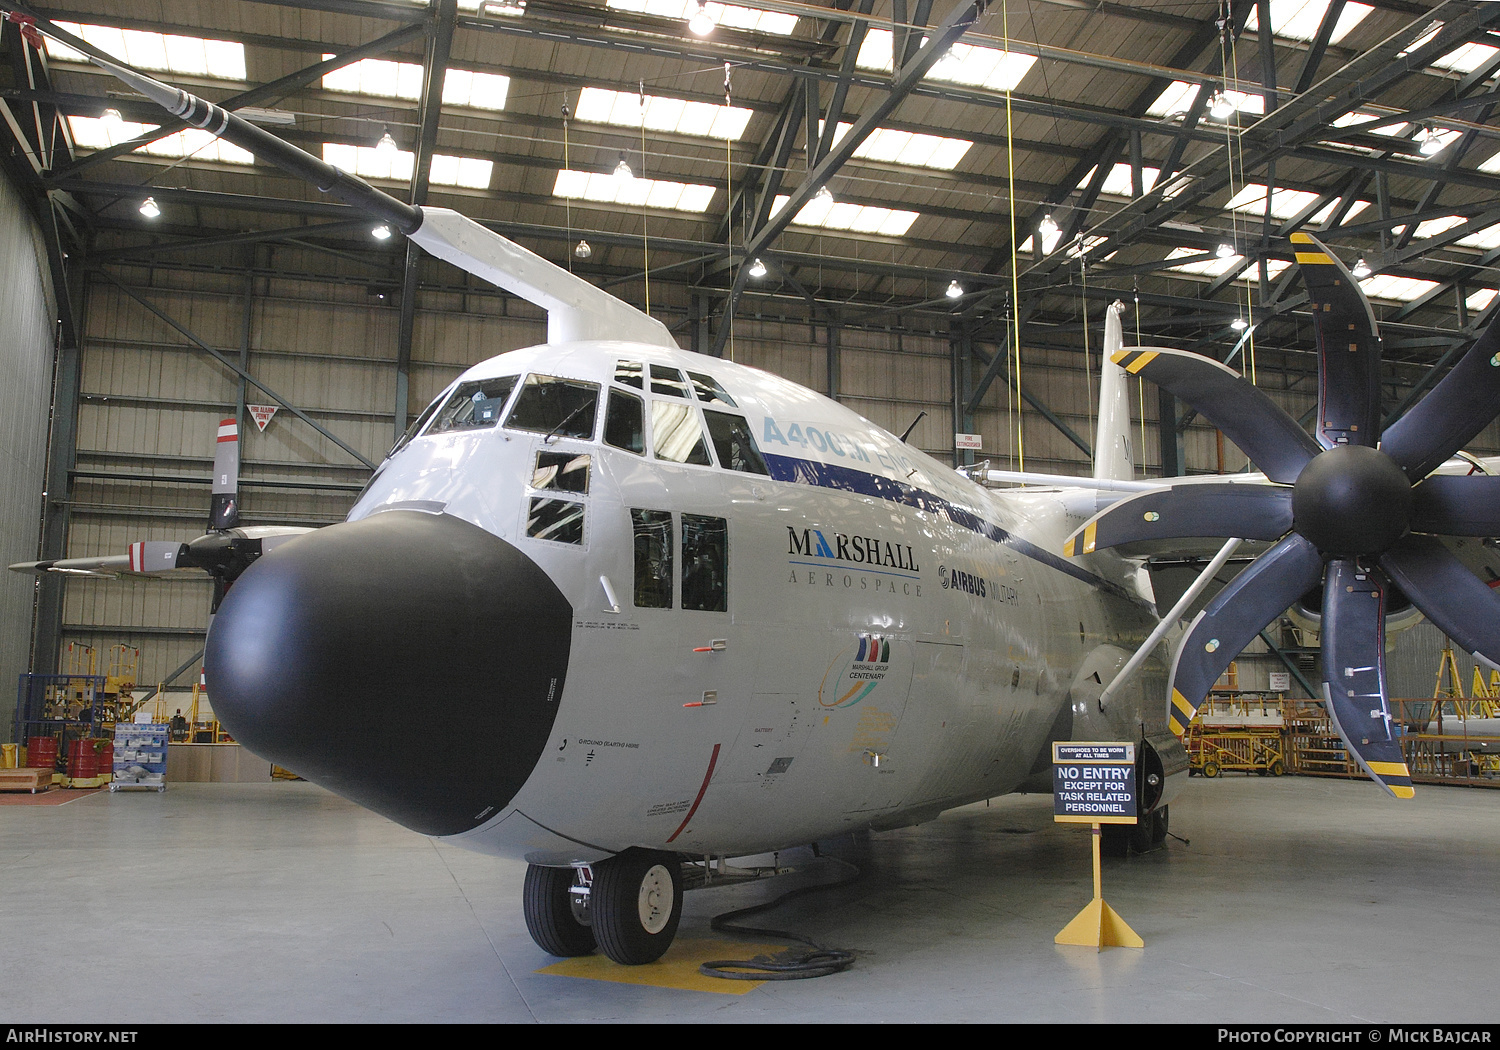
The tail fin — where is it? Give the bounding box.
[1094,301,1135,482]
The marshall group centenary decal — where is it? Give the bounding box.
[786,525,923,596]
[819,632,894,709]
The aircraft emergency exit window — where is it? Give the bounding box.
[533,451,590,493]
[631,509,673,608]
[682,514,728,612]
[527,497,585,545]
[649,364,690,398]
[687,371,737,407]
[604,389,645,454]
[505,374,600,440]
[389,389,447,456]
[651,401,712,465]
[614,360,644,389]
[427,376,519,435]
[703,410,769,475]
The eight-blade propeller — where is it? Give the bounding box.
[1066,233,1500,798]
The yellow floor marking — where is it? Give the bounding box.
[537,938,784,994]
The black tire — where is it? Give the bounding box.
[591,849,683,965]
[523,864,596,957]
[1100,823,1130,858]
[1202,760,1220,779]
[1151,805,1169,846]
[1269,759,1285,777]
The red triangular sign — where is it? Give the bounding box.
[248,404,278,432]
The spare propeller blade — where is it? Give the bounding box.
[1111,348,1320,483]
[1290,233,1382,449]
[1063,482,1292,556]
[1379,534,1500,669]
[1320,559,1413,799]
[209,417,240,531]
[1167,533,1324,735]
[1379,319,1500,482]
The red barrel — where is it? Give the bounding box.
[96,740,113,776]
[67,738,98,781]
[27,736,58,771]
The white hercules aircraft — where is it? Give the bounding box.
[14,15,1500,967]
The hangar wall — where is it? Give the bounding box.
[47,242,1500,704]
[0,170,57,730]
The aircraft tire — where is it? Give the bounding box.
[591,849,683,965]
[523,864,596,957]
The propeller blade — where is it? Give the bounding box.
[1410,473,1500,535]
[1379,534,1500,669]
[1290,233,1382,449]
[1379,319,1500,482]
[128,541,190,573]
[1064,482,1292,556]
[1167,533,1324,735]
[1321,559,1413,799]
[210,418,241,531]
[1112,348,1320,483]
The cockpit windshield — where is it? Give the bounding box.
[505,374,600,440]
[427,376,519,436]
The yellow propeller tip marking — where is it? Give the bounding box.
[1123,351,1158,374]
[1063,538,1076,557]
[1392,786,1415,799]
[1294,252,1333,265]
[1082,522,1097,555]
[1289,232,1314,244]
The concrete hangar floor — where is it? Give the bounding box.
[2,776,1493,1023]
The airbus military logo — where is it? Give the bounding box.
[818,633,893,709]
[785,525,922,597]
[939,563,1020,605]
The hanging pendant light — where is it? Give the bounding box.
[946,280,964,299]
[574,239,592,259]
[688,0,715,36]
[372,224,392,241]
[1037,212,1059,238]
[138,197,161,219]
[748,258,767,278]
[614,152,633,179]
[376,129,398,158]
[1352,257,1372,278]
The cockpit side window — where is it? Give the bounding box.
[604,389,645,455]
[426,376,520,436]
[682,514,728,612]
[651,401,712,466]
[649,364,690,399]
[505,374,600,440]
[631,509,673,609]
[388,388,448,456]
[687,371,737,408]
[702,410,769,475]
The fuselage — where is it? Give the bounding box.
[204,339,1165,865]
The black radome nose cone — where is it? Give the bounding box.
[206,511,572,836]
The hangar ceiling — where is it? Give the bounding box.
[3,0,1500,379]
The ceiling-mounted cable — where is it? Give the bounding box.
[1003,0,1024,472]
[724,61,736,361]
[640,79,651,316]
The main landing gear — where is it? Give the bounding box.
[523,848,684,965]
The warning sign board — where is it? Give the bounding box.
[1052,742,1137,825]
[247,404,278,432]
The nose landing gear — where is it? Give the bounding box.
[524,848,685,965]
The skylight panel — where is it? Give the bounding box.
[855,29,1035,92]
[429,155,494,189]
[1466,288,1497,311]
[553,169,716,213]
[1332,111,1409,136]
[1403,24,1500,74]
[46,22,246,80]
[1166,247,1244,278]
[1222,183,1370,226]
[770,194,919,237]
[1244,0,1372,44]
[1403,215,1468,239]
[442,69,511,110]
[1479,150,1500,174]
[1457,224,1500,250]
[575,87,752,140]
[67,115,254,164]
[1017,228,1063,255]
[1076,163,1187,199]
[1359,275,1441,302]
[1146,82,1264,119]
[323,57,424,99]
[605,0,798,35]
[822,122,973,171]
[324,142,414,182]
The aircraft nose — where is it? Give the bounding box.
[205,510,572,836]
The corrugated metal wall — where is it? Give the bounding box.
[0,170,57,730]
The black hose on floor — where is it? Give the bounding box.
[698,857,861,981]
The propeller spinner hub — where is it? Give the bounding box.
[1293,444,1412,555]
